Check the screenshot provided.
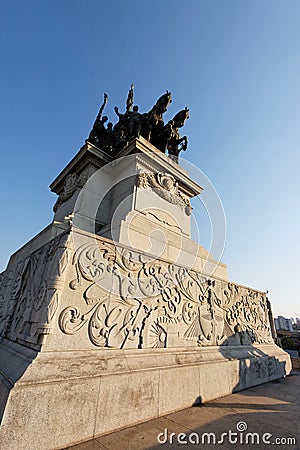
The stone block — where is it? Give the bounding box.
[0,376,100,450]
[158,365,200,415]
[94,371,159,436]
[199,359,230,402]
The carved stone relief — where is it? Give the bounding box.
[0,232,274,350]
[53,172,87,212]
[59,238,274,349]
[136,172,192,216]
[0,233,71,348]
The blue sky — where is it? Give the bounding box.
[0,1,299,318]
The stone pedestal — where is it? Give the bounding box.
[50,137,227,279]
[0,138,291,449]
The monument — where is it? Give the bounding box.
[0,86,291,449]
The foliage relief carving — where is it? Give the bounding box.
[136,172,192,215]
[59,239,274,349]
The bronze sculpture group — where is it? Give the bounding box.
[87,85,189,163]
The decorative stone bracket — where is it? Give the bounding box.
[136,172,192,216]
[53,172,87,212]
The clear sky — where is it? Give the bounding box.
[0,1,299,318]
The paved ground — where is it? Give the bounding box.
[67,372,300,450]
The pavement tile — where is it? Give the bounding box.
[67,439,108,450]
[97,416,200,450]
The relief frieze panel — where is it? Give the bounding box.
[0,233,71,348]
[0,232,274,350]
[59,238,274,349]
[53,172,87,212]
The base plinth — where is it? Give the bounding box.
[0,337,291,450]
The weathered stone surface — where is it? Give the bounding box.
[68,373,300,450]
[0,339,291,449]
[0,224,291,448]
[0,134,291,449]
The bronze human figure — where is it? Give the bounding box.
[126,83,134,113]
[88,93,109,145]
[128,105,142,138]
[99,122,115,154]
[86,87,189,163]
[167,107,190,162]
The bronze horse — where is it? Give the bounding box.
[167,107,190,162]
[142,90,172,141]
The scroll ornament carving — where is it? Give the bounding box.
[53,172,87,212]
[0,233,71,348]
[59,240,274,349]
[136,172,192,216]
